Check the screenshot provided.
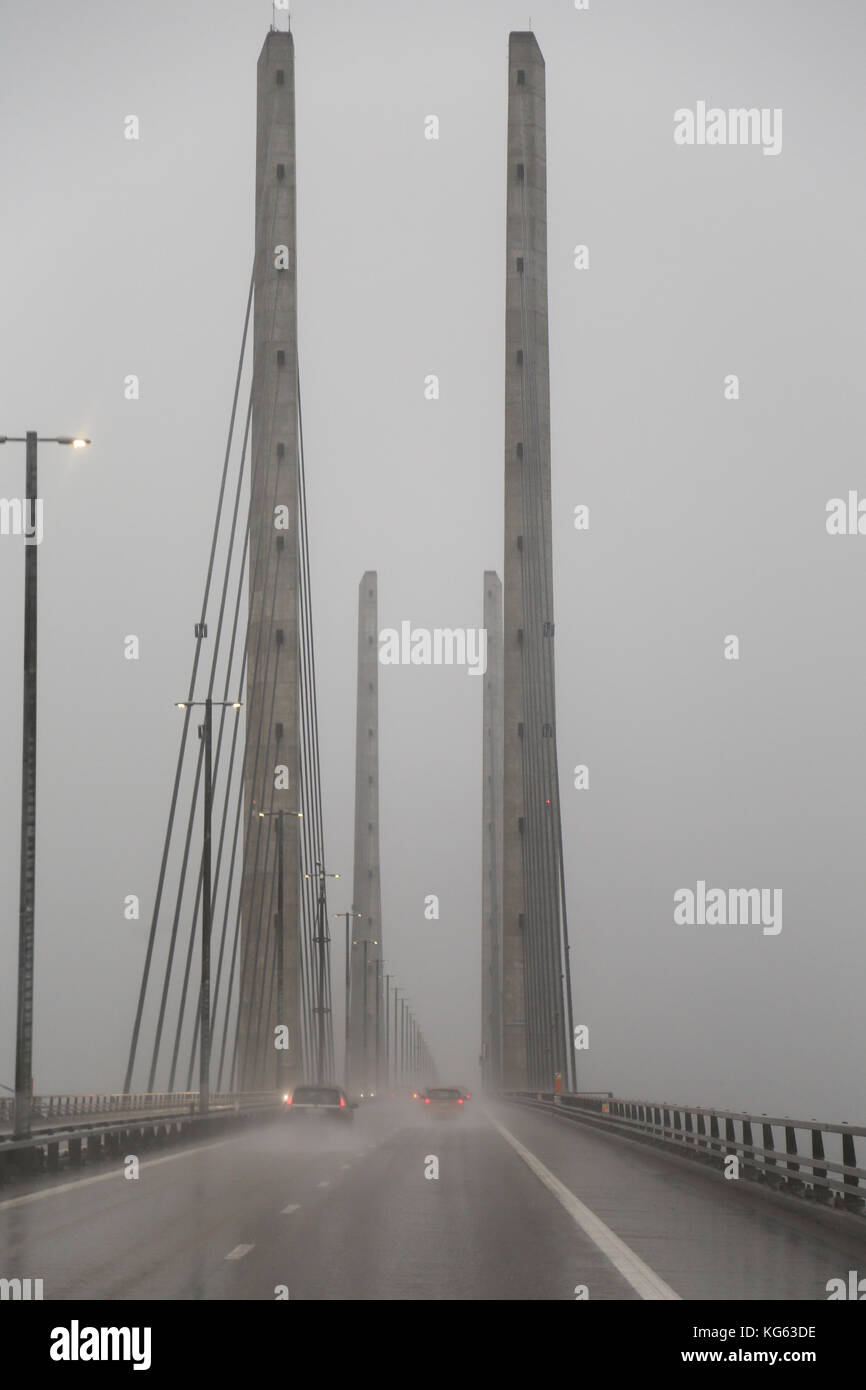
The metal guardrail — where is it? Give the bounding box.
[0,1092,276,1127]
[509,1091,866,1212]
[0,1093,284,1182]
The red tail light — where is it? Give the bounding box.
[458,1098,463,1104]
[424,1097,430,1104]
[340,1096,346,1108]
[286,1096,292,1105]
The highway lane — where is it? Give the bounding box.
[1,1099,864,1300]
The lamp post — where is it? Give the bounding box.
[400,996,407,1086]
[258,809,303,1092]
[175,697,242,1113]
[333,911,361,1091]
[383,972,391,1092]
[374,958,384,1096]
[357,937,379,1095]
[393,987,402,1091]
[305,863,339,1083]
[0,432,89,1140]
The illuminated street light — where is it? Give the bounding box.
[0,430,91,1140]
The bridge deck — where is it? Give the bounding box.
[2,1099,863,1300]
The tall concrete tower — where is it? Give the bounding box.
[350,572,382,1092]
[502,32,573,1091]
[481,572,504,1092]
[238,28,301,1091]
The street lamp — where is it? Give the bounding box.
[353,937,379,1096]
[258,809,302,1091]
[0,431,90,1140]
[304,863,339,1083]
[333,910,361,1091]
[393,988,405,1088]
[175,697,242,1113]
[383,974,393,1093]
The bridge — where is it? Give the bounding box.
[1,12,864,1331]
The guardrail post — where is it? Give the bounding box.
[842,1130,863,1210]
[784,1125,802,1193]
[811,1128,829,1203]
[709,1114,720,1156]
[762,1122,777,1186]
[725,1117,736,1168]
[68,1137,82,1168]
[742,1119,755,1177]
[684,1110,694,1146]
[696,1112,707,1157]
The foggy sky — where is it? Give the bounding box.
[1,0,864,1122]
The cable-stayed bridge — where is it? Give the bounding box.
[0,23,864,1320]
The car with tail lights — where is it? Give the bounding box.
[422,1086,465,1117]
[284,1085,355,1122]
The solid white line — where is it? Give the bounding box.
[281,1204,300,1214]
[0,1135,243,1213]
[316,1180,330,1189]
[225,1244,253,1260]
[488,1115,681,1301]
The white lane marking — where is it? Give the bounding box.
[281,1204,300,1214]
[225,1244,253,1260]
[340,1164,351,1170]
[488,1115,681,1301]
[317,1180,330,1188]
[0,1135,242,1213]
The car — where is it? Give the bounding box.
[457,1086,472,1102]
[284,1085,355,1122]
[422,1086,465,1117]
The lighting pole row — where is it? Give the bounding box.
[326,918,435,1100]
[1,421,434,1132]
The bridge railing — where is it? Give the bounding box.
[0,1092,277,1126]
[511,1091,866,1210]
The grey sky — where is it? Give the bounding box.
[1,0,864,1121]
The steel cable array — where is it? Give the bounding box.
[123,189,333,1093]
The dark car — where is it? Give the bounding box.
[422,1086,465,1117]
[285,1085,355,1122]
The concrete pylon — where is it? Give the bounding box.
[502,31,572,1091]
[481,572,504,1093]
[350,572,382,1094]
[238,29,300,1092]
